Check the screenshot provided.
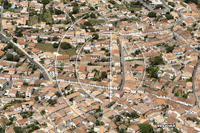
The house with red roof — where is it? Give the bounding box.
[17,38,26,48]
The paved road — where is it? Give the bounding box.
[118,38,125,90]
[0,33,10,42]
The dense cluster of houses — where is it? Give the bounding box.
[1,0,200,132]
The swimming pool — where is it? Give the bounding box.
[12,5,15,9]
[158,74,161,77]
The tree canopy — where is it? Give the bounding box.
[53,43,59,48]
[150,56,164,66]
[6,53,14,61]
[101,71,107,79]
[155,4,164,9]
[166,45,175,53]
[92,33,99,40]
[61,42,72,49]
[165,12,174,20]
[139,123,154,133]
[148,12,157,18]
[146,67,158,79]
[14,127,24,133]
[40,110,46,115]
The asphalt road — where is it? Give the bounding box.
[118,38,125,90]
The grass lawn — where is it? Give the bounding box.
[88,19,105,25]
[36,43,77,56]
[0,118,9,125]
[43,9,53,24]
[132,7,142,12]
[29,16,39,26]
[4,8,21,13]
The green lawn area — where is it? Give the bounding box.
[36,43,77,56]
[132,7,142,12]
[88,19,105,25]
[29,16,39,26]
[29,9,53,25]
[43,9,53,24]
[4,8,20,13]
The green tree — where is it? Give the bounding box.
[14,55,20,62]
[155,4,164,9]
[148,12,157,18]
[37,38,42,43]
[166,45,175,53]
[168,2,175,7]
[61,42,72,49]
[40,110,46,115]
[182,94,188,99]
[42,0,51,5]
[6,53,14,61]
[14,127,24,133]
[172,128,181,133]
[165,13,174,20]
[175,92,179,96]
[92,33,99,40]
[84,21,92,26]
[139,123,154,133]
[101,71,107,79]
[0,127,5,133]
[16,30,23,37]
[55,92,61,97]
[150,56,164,66]
[13,38,17,43]
[7,42,13,49]
[90,13,96,18]
[72,7,79,14]
[34,96,39,101]
[52,37,58,41]
[72,2,78,7]
[48,99,57,106]
[3,0,12,9]
[146,67,158,79]
[53,43,59,48]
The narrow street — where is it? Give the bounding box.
[117,37,125,90]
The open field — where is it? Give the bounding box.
[29,16,39,25]
[36,43,77,56]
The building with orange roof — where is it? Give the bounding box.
[28,43,35,48]
[55,54,70,64]
[7,88,18,97]
[187,3,197,12]
[135,66,145,73]
[31,48,41,54]
[0,51,5,58]
[17,38,26,48]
